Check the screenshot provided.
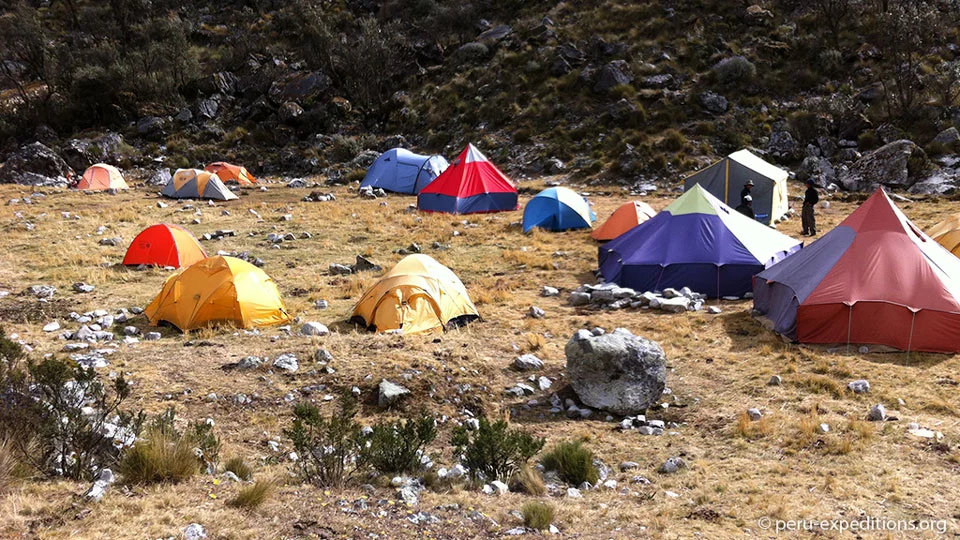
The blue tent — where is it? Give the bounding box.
[598,185,802,298]
[522,187,596,233]
[361,148,449,194]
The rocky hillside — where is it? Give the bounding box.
[1,0,959,191]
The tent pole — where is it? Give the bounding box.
[846,305,853,355]
[724,160,730,204]
[906,311,916,364]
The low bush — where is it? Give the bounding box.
[228,479,276,510]
[521,501,556,530]
[451,418,544,482]
[540,440,599,486]
[511,464,546,496]
[285,396,367,488]
[712,56,756,85]
[367,413,437,475]
[118,427,198,485]
[0,333,144,480]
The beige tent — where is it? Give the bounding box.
[683,149,788,225]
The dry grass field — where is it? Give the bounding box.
[1,178,959,539]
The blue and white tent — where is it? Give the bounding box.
[522,187,596,233]
[361,148,449,195]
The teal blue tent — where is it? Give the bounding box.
[361,148,448,194]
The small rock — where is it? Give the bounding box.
[527,306,546,319]
[848,380,870,394]
[123,326,140,336]
[43,321,61,332]
[379,379,411,407]
[184,523,207,540]
[144,332,161,341]
[566,487,582,498]
[658,457,687,474]
[301,322,329,336]
[818,423,830,434]
[868,404,886,421]
[747,408,763,421]
[273,353,299,373]
[620,461,639,471]
[569,291,591,306]
[541,286,560,297]
[490,480,509,495]
[514,354,544,371]
[706,306,722,314]
[72,282,95,293]
[315,349,334,363]
[767,375,782,386]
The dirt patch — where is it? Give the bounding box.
[0,297,77,324]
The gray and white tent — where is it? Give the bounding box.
[162,169,238,201]
[682,149,788,225]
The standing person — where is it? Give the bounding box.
[740,179,754,205]
[736,195,755,219]
[802,179,819,236]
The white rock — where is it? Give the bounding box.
[490,480,509,495]
[43,321,61,332]
[301,322,329,336]
[566,487,582,498]
[184,523,207,540]
[541,286,560,297]
[273,353,299,373]
[868,403,886,421]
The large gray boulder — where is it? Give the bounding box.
[837,139,924,191]
[594,61,634,93]
[0,142,74,186]
[565,328,666,415]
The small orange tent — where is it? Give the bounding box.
[591,201,656,241]
[123,224,207,268]
[204,162,257,185]
[926,213,960,257]
[78,164,129,190]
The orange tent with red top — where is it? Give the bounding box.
[122,224,207,268]
[204,162,257,185]
[591,201,656,241]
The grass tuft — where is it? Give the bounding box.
[118,429,199,485]
[540,440,599,486]
[511,464,546,496]
[224,457,253,481]
[521,501,555,530]
[228,479,276,510]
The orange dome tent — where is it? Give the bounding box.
[204,162,257,185]
[145,256,291,331]
[926,213,960,257]
[77,164,129,190]
[122,224,207,268]
[591,201,656,241]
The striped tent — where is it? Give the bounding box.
[417,144,517,214]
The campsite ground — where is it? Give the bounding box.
[1,180,959,539]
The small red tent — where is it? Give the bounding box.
[416,144,517,214]
[754,188,960,353]
[122,224,208,268]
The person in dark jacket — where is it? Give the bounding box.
[740,179,754,205]
[802,179,819,236]
[736,195,755,219]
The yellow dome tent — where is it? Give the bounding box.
[350,254,480,334]
[145,256,291,331]
[926,213,960,257]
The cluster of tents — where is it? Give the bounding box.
[71,161,257,202]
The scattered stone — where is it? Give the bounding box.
[301,322,329,336]
[84,468,115,502]
[767,375,782,386]
[490,480,509,495]
[43,321,61,332]
[706,306,722,314]
[569,291,591,306]
[273,353,299,373]
[144,332,161,341]
[541,286,560,297]
[566,487,582,498]
[315,349,333,363]
[566,328,666,415]
[514,354,544,371]
[848,380,871,394]
[379,379,411,407]
[72,282,95,293]
[184,523,207,540]
[619,461,639,471]
[315,299,329,309]
[658,457,687,474]
[818,423,830,434]
[747,408,763,421]
[868,404,886,421]
[24,285,56,299]
[527,306,545,319]
[99,237,122,247]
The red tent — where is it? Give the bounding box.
[754,189,960,353]
[416,144,518,214]
[122,224,208,268]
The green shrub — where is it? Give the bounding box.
[344,168,367,183]
[228,479,276,510]
[148,407,220,473]
[328,135,361,163]
[788,110,821,144]
[660,129,688,152]
[521,501,556,530]
[541,441,598,486]
[0,438,17,494]
[712,56,756,84]
[367,413,437,475]
[858,130,880,151]
[285,396,367,488]
[451,418,544,482]
[224,457,253,481]
[0,342,144,480]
